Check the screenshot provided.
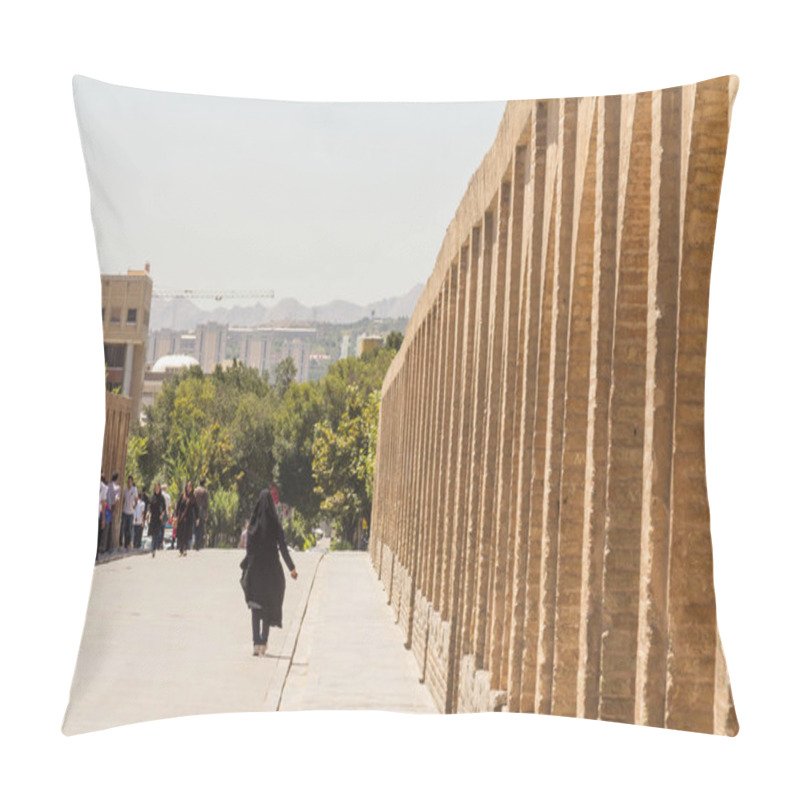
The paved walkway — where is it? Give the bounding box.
[279,552,436,712]
[62,546,435,735]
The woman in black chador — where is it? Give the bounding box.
[174,480,197,557]
[148,482,167,557]
[241,489,297,656]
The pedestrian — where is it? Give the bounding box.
[97,474,107,558]
[133,492,146,549]
[240,488,298,656]
[239,520,249,549]
[121,475,138,550]
[161,486,173,549]
[174,480,197,557]
[162,486,172,518]
[102,473,121,553]
[194,479,209,551]
[140,486,150,520]
[148,482,167,557]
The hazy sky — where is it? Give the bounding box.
[74,76,505,308]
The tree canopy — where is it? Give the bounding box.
[127,331,404,548]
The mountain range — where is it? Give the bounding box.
[151,284,424,331]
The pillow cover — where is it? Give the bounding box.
[64,75,737,736]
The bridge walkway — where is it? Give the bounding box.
[62,546,435,735]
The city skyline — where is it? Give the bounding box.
[74,77,506,308]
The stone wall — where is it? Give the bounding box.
[370,76,738,735]
[102,390,132,550]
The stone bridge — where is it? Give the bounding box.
[369,76,738,735]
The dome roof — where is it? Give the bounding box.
[152,354,200,372]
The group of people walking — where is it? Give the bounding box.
[97,475,209,558]
[98,474,298,659]
[171,479,210,556]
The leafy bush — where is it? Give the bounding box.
[330,538,353,551]
[300,532,318,551]
[208,486,240,548]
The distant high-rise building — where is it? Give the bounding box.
[195,322,228,373]
[233,326,316,382]
[147,328,182,365]
[357,334,383,358]
[149,323,317,383]
[340,334,350,360]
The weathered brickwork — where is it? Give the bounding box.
[101,390,132,550]
[370,77,738,735]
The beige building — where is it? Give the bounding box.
[232,326,313,382]
[147,329,180,364]
[101,267,153,421]
[357,334,383,358]
[147,329,197,364]
[195,322,228,373]
[101,391,132,550]
[149,323,314,382]
[99,265,152,550]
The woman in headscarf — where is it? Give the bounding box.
[148,482,167,557]
[240,488,298,656]
[174,480,198,557]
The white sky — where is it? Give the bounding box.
[74,76,505,307]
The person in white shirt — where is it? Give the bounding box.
[98,475,107,558]
[133,495,146,549]
[161,488,173,548]
[121,476,139,550]
[102,473,121,553]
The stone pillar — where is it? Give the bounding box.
[507,101,548,713]
[634,85,681,727]
[462,213,495,665]
[484,181,512,687]
[550,96,598,718]
[471,204,500,675]
[497,135,530,694]
[577,94,620,721]
[447,232,482,711]
[520,100,560,713]
[665,77,732,735]
[535,97,578,715]
[597,91,651,726]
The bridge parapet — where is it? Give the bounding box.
[371,77,739,734]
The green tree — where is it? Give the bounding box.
[231,393,276,513]
[283,508,318,551]
[208,486,240,548]
[312,385,378,546]
[274,357,297,397]
[131,332,395,547]
[384,330,404,351]
[273,380,324,521]
[162,422,235,502]
[125,432,149,490]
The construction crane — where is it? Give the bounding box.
[153,287,275,302]
[152,287,276,331]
